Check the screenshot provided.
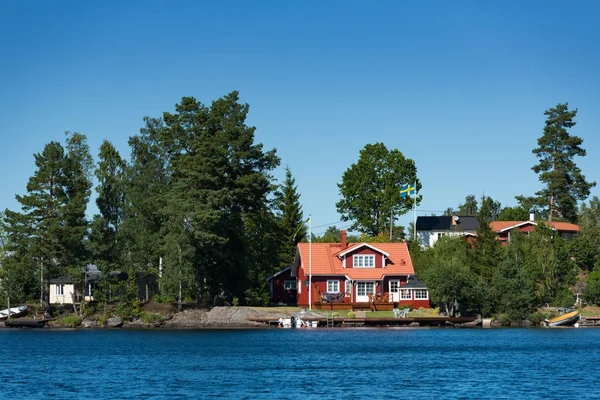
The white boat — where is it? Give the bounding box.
[0,305,28,320]
[277,316,316,328]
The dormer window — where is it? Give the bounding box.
[353,254,375,268]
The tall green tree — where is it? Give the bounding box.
[570,196,600,271]
[4,141,72,316]
[457,195,478,216]
[274,166,306,269]
[532,103,595,222]
[472,196,502,286]
[156,92,279,303]
[336,143,419,237]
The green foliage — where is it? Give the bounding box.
[274,166,306,268]
[139,312,162,324]
[59,315,82,327]
[583,270,600,305]
[532,103,595,222]
[336,143,420,236]
[346,311,355,318]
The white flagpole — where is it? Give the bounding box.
[413,180,417,240]
[308,214,312,311]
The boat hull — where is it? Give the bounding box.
[546,310,580,327]
[0,305,28,320]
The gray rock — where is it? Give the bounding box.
[520,320,532,327]
[81,318,98,328]
[409,322,420,327]
[106,316,123,328]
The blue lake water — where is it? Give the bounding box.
[1,327,599,399]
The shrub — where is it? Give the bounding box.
[60,315,82,327]
[347,311,355,319]
[139,312,162,324]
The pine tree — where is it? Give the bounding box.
[532,103,595,222]
[274,166,306,269]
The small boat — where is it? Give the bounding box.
[0,305,28,320]
[545,309,580,327]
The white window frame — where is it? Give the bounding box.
[327,280,340,293]
[353,254,375,268]
[283,280,297,290]
[400,289,412,300]
[357,282,376,296]
[414,289,429,300]
[56,284,64,296]
[390,280,400,294]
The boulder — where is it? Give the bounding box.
[106,316,123,328]
[81,318,98,328]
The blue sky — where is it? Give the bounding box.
[2,1,599,237]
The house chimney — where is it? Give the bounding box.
[529,210,535,222]
[341,230,347,248]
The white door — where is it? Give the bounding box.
[389,280,400,302]
[356,282,375,302]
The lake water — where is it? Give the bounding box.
[1,327,599,399]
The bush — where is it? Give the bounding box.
[347,311,355,319]
[60,315,82,327]
[528,311,552,325]
[139,312,162,324]
[153,294,176,304]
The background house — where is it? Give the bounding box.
[416,215,479,247]
[266,267,297,305]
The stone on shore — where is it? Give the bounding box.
[106,316,123,328]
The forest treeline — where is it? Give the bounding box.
[0,94,598,321]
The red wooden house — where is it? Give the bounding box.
[287,231,430,310]
[489,220,579,246]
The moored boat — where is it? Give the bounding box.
[0,305,28,320]
[545,309,580,327]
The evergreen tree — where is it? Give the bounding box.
[472,196,502,286]
[274,166,306,269]
[532,103,595,222]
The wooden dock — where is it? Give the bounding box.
[249,316,477,328]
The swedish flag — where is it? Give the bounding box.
[400,183,415,198]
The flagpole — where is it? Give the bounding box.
[413,180,417,240]
[308,214,312,311]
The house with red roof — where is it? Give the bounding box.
[489,216,579,246]
[278,230,430,310]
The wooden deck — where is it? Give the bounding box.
[249,316,477,328]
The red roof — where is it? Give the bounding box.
[294,242,414,279]
[489,220,579,232]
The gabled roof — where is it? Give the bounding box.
[293,242,414,280]
[416,216,479,232]
[489,220,580,233]
[335,243,389,258]
[266,267,292,282]
[401,277,427,289]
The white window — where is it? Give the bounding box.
[357,282,375,296]
[390,280,400,294]
[353,255,375,268]
[400,289,412,300]
[283,280,297,290]
[327,280,340,293]
[414,289,428,300]
[345,280,352,295]
[55,284,64,296]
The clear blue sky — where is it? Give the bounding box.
[2,1,599,237]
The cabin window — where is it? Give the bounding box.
[283,280,297,290]
[327,280,340,293]
[55,284,64,296]
[414,289,428,300]
[353,254,375,268]
[400,289,411,300]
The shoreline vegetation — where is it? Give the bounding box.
[2,303,600,329]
